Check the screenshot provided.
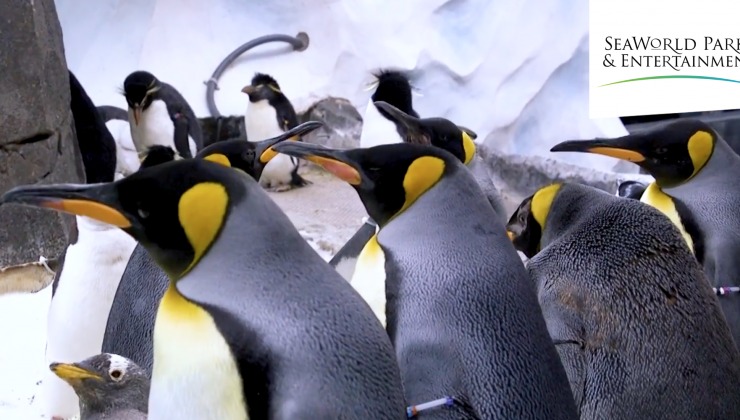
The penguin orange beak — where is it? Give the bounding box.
[550,136,647,163]
[253,120,325,163]
[50,362,102,382]
[241,85,256,95]
[0,183,132,229]
[507,230,516,241]
[272,142,362,185]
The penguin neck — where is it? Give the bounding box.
[539,186,602,250]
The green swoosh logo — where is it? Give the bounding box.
[598,75,740,87]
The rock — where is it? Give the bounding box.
[0,0,84,267]
[198,115,245,147]
[477,144,654,217]
[299,97,362,149]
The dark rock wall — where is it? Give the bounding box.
[0,0,84,267]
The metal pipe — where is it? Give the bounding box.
[205,32,310,119]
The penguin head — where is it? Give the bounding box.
[272,141,457,226]
[196,120,324,179]
[616,179,648,200]
[550,119,717,188]
[241,73,284,103]
[50,353,149,413]
[123,71,161,125]
[139,145,179,169]
[373,101,478,164]
[368,69,417,116]
[506,183,563,259]
[0,158,247,279]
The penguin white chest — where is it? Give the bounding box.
[41,216,137,418]
[106,119,140,178]
[150,286,248,420]
[350,234,388,327]
[359,99,404,148]
[244,100,297,187]
[129,100,196,157]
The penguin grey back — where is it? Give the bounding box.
[523,183,740,418]
[378,160,577,419]
[102,245,166,375]
[174,168,406,418]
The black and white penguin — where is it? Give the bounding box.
[1,154,407,419]
[273,140,579,419]
[97,105,140,179]
[241,72,310,192]
[550,119,740,345]
[359,69,418,148]
[99,122,325,376]
[507,182,740,417]
[122,70,203,160]
[38,72,138,420]
[50,353,149,420]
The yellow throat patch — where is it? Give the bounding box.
[640,182,695,252]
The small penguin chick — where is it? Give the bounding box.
[50,353,149,420]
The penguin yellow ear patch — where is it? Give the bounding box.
[203,153,232,167]
[531,184,562,229]
[178,182,229,274]
[400,156,445,213]
[687,130,713,178]
[461,132,476,165]
[309,156,362,185]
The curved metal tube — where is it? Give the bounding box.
[205,32,309,119]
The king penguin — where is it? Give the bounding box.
[550,119,740,346]
[241,72,310,192]
[122,70,203,160]
[97,105,140,179]
[329,101,505,284]
[38,72,138,420]
[0,153,406,419]
[100,121,325,376]
[506,182,740,418]
[272,140,578,419]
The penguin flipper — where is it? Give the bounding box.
[0,257,59,295]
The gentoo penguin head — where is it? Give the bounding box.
[506,183,563,259]
[241,73,284,103]
[0,158,247,279]
[50,353,149,416]
[123,71,161,125]
[196,120,324,179]
[367,69,418,118]
[373,101,478,164]
[550,119,718,188]
[272,141,458,227]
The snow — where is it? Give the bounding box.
[54,0,635,173]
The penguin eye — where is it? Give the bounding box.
[138,208,150,219]
[518,212,526,224]
[655,147,668,155]
[110,370,123,381]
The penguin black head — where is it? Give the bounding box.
[241,72,284,103]
[123,71,161,125]
[50,353,149,416]
[272,141,458,227]
[196,120,323,179]
[0,158,248,279]
[550,119,717,188]
[369,69,418,117]
[506,183,563,259]
[373,101,478,164]
[616,180,648,200]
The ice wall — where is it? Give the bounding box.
[55,0,634,172]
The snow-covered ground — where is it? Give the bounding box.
[0,167,364,419]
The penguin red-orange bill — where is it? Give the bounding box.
[44,199,132,228]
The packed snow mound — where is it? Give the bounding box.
[56,0,633,172]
